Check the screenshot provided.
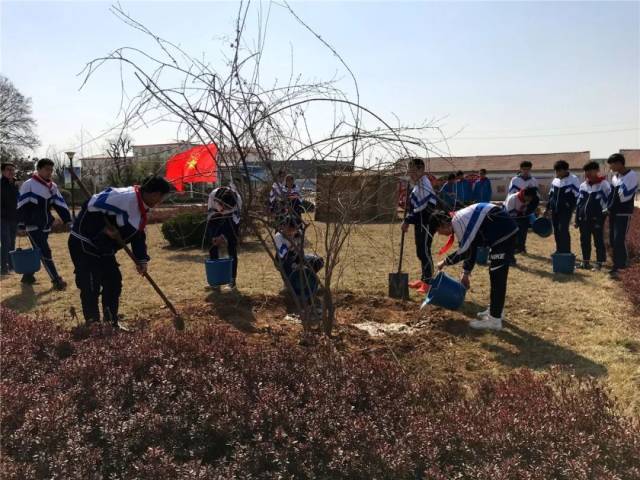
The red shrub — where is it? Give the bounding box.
[618,208,640,313]
[1,307,639,479]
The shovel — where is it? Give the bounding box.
[389,182,410,300]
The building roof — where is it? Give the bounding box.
[424,151,591,174]
[619,149,640,167]
[132,142,192,148]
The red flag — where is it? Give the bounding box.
[165,144,217,192]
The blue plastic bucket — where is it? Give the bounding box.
[552,253,575,274]
[476,247,490,265]
[10,248,41,275]
[288,267,318,300]
[422,272,466,310]
[205,258,233,286]
[532,217,553,238]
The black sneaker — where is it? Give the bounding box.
[592,262,602,271]
[52,278,67,291]
[608,269,619,280]
[21,274,36,285]
[577,261,591,269]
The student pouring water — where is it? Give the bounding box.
[434,203,519,331]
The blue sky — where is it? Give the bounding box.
[1,1,638,160]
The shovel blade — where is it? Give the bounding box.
[388,272,409,300]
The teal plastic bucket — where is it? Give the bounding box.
[288,267,318,300]
[422,272,466,310]
[532,217,553,238]
[10,248,41,275]
[476,247,490,265]
[205,258,233,286]
[552,253,575,274]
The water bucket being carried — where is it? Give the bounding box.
[10,248,41,275]
[476,247,490,265]
[532,217,553,238]
[205,258,234,286]
[422,271,466,311]
[288,267,318,300]
[552,253,575,274]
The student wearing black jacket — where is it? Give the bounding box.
[607,153,639,278]
[575,161,611,270]
[544,160,580,254]
[1,163,19,275]
[68,177,171,326]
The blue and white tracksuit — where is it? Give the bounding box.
[547,174,580,254]
[444,203,518,318]
[17,175,71,282]
[68,186,150,324]
[507,174,540,252]
[607,169,638,270]
[576,179,611,263]
[207,187,242,283]
[404,175,438,283]
[274,231,324,277]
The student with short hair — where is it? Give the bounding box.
[544,160,580,254]
[434,203,519,331]
[1,162,19,275]
[275,215,324,279]
[508,161,540,253]
[606,153,638,278]
[207,184,242,289]
[402,157,438,294]
[17,158,72,289]
[68,176,172,326]
[575,161,611,270]
[472,169,492,203]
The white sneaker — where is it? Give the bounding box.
[477,308,504,319]
[469,315,503,331]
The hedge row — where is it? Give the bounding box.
[1,307,639,479]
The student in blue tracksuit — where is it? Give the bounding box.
[402,158,438,294]
[69,177,172,325]
[607,153,638,278]
[207,185,242,289]
[544,160,580,254]
[508,161,540,253]
[472,169,493,203]
[434,203,519,331]
[575,161,611,271]
[17,158,72,289]
[454,171,472,207]
[439,173,457,211]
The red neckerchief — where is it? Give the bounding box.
[517,189,526,203]
[134,185,148,232]
[438,212,457,255]
[32,174,54,191]
[587,175,605,186]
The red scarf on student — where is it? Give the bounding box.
[32,174,54,191]
[587,175,606,186]
[134,185,148,232]
[437,212,457,255]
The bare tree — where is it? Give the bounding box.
[0,75,40,157]
[81,2,446,336]
[105,133,135,186]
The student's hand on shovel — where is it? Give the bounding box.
[136,263,148,275]
[437,260,447,271]
[401,222,410,233]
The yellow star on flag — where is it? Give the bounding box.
[186,156,198,170]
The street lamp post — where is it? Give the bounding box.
[65,151,76,220]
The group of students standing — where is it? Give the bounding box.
[0,154,636,330]
[402,153,638,331]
